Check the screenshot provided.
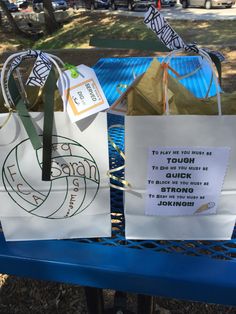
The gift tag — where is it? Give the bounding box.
[57,65,109,123]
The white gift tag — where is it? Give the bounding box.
[57,65,109,123]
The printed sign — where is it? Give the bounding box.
[145,146,230,216]
[57,65,109,123]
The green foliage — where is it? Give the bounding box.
[33,12,236,50]
[1,11,236,51]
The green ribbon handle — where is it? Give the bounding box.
[9,74,42,150]
[42,69,56,181]
[9,69,57,181]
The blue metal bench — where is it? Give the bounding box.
[0,56,236,313]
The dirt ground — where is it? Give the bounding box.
[0,274,236,313]
[1,47,236,313]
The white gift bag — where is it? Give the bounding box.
[125,49,236,240]
[0,51,111,241]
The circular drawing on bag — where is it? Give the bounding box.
[2,135,100,219]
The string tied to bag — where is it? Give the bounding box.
[162,48,222,116]
[64,63,83,79]
[107,124,142,198]
[0,107,14,130]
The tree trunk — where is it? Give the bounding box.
[0,0,24,35]
[42,0,61,34]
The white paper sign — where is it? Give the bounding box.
[146,146,230,216]
[57,65,109,123]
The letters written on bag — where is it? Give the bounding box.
[0,51,111,241]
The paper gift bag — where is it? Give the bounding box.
[124,49,236,240]
[125,115,236,240]
[0,112,110,241]
[0,51,111,241]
